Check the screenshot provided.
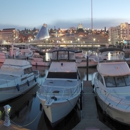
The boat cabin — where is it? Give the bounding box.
[97,62,130,88]
[47,62,80,80]
[0,59,33,76]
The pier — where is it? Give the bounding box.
[72,81,110,130]
[0,120,29,130]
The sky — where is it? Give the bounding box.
[0,0,130,30]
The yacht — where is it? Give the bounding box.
[74,49,110,68]
[9,45,33,59]
[0,59,39,103]
[37,51,82,124]
[92,47,130,125]
[30,52,51,67]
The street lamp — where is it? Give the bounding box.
[77,38,80,47]
[92,38,95,52]
[108,38,111,44]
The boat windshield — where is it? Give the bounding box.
[104,76,130,87]
[47,72,77,79]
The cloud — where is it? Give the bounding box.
[0,18,129,30]
[48,18,128,29]
[0,24,35,30]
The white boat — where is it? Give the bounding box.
[37,61,82,124]
[30,53,51,67]
[0,59,39,103]
[92,48,130,125]
[75,51,107,68]
[0,52,6,63]
[9,44,33,59]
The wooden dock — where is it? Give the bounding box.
[72,81,111,130]
[0,120,29,130]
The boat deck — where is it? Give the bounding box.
[0,120,29,130]
[72,81,110,130]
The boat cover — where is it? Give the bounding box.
[97,62,130,76]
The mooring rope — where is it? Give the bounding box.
[11,111,41,128]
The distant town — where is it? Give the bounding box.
[0,22,130,46]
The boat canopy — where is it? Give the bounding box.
[97,62,130,76]
[98,47,124,53]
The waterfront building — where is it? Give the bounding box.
[34,24,50,41]
[0,28,19,43]
[109,22,130,45]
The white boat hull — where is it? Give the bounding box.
[0,79,37,103]
[0,59,5,63]
[39,96,79,123]
[96,93,130,125]
[31,61,50,67]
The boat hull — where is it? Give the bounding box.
[31,61,50,67]
[96,93,130,125]
[39,96,79,123]
[0,79,38,103]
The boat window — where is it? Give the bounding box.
[24,69,28,74]
[24,67,33,74]
[124,76,130,86]
[97,73,104,85]
[105,76,130,87]
[47,72,77,79]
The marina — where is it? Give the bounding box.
[1,0,130,129]
[0,47,130,130]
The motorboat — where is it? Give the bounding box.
[37,49,82,124]
[75,50,107,68]
[0,59,39,103]
[9,44,33,59]
[92,47,130,125]
[92,61,130,125]
[30,52,51,67]
[98,47,125,61]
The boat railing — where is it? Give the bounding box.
[37,82,81,101]
[96,87,130,109]
[0,78,20,88]
[33,70,39,77]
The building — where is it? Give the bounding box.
[0,28,19,43]
[109,22,130,45]
[34,24,50,41]
[78,23,83,29]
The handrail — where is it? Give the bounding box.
[40,82,81,89]
[38,83,81,100]
[96,87,130,107]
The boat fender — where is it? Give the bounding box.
[27,80,30,86]
[16,84,20,91]
[34,77,36,82]
[51,96,57,101]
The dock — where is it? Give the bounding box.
[0,120,29,130]
[72,81,111,130]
